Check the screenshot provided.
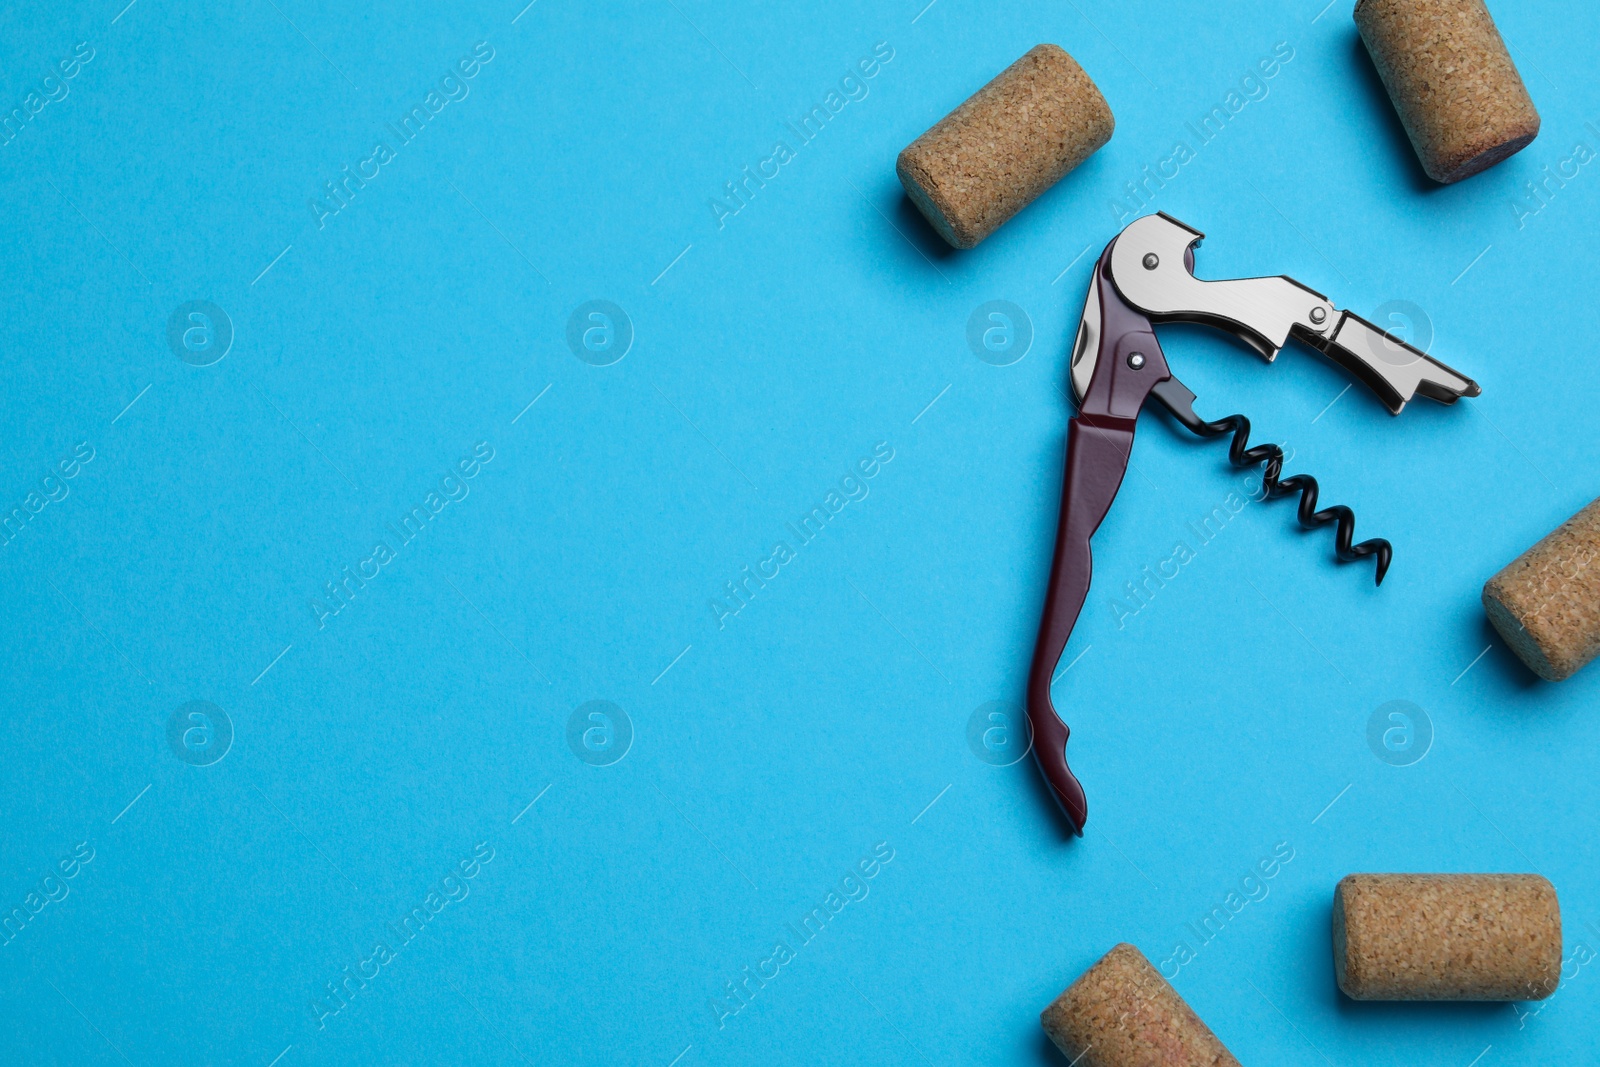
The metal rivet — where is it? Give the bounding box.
[1142,254,1159,270]
[1310,307,1328,324]
[1127,353,1146,369]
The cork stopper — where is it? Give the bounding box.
[896,44,1113,249]
[1333,874,1561,1001]
[1483,496,1600,681]
[1354,0,1540,183]
[1040,943,1241,1067]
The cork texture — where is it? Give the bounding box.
[1333,874,1561,1001]
[1483,496,1600,681]
[1040,943,1240,1067]
[896,44,1113,249]
[1355,0,1540,183]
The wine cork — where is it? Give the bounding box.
[1483,496,1600,681]
[1334,874,1561,1001]
[1354,0,1540,183]
[1040,943,1241,1067]
[896,44,1113,249]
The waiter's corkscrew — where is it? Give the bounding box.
[1031,213,1480,834]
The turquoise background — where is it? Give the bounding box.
[1,0,1596,1063]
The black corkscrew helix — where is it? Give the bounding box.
[1151,383,1392,584]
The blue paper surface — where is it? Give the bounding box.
[1,0,1597,1063]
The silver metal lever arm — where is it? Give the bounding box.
[1107,213,1481,414]
[1305,311,1481,414]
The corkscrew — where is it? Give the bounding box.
[1031,213,1480,835]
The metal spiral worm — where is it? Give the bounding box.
[1169,408,1393,585]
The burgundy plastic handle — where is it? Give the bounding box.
[1026,246,1172,835]
[1026,417,1134,832]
